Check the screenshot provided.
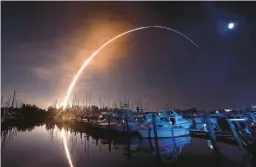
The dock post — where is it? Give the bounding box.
[200,116,205,130]
[172,124,178,162]
[148,127,154,151]
[126,112,131,156]
[204,113,218,151]
[226,119,251,167]
[226,119,244,148]
[215,122,223,134]
[152,113,159,156]
[235,120,242,130]
[204,112,224,167]
[108,114,111,151]
[125,112,131,156]
[108,114,110,129]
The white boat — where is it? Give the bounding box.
[89,114,122,129]
[190,116,218,130]
[135,109,192,138]
[114,114,152,132]
[168,109,192,129]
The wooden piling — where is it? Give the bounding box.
[172,123,177,162]
[226,119,243,147]
[108,114,110,129]
[152,113,159,156]
[148,127,154,151]
[125,112,131,156]
[204,112,223,167]
[226,119,252,167]
[204,112,218,151]
[235,120,242,130]
[108,114,111,151]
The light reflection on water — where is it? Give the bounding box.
[1,124,249,167]
[61,128,74,167]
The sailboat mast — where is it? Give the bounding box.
[99,95,102,109]
[89,89,91,109]
[11,90,16,108]
[1,96,3,108]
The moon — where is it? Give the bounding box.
[228,22,234,29]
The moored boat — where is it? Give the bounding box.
[135,109,192,138]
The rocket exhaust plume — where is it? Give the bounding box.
[63,25,199,108]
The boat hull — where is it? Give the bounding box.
[137,127,190,138]
[113,123,141,133]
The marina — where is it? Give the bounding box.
[2,101,256,167]
[2,1,256,167]
[2,117,256,167]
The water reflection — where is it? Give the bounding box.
[1,122,252,167]
[136,136,191,163]
[206,140,214,150]
[61,128,74,167]
[1,126,17,151]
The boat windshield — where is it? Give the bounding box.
[98,115,106,120]
[170,118,175,124]
[160,117,169,122]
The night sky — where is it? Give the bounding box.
[1,2,256,110]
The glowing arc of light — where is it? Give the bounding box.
[61,129,74,167]
[63,25,199,107]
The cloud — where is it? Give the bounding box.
[30,67,53,80]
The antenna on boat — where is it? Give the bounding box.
[10,90,16,111]
[160,108,167,116]
[119,100,122,108]
[140,97,143,110]
[89,89,91,110]
[85,92,88,108]
[112,100,114,109]
[170,108,177,115]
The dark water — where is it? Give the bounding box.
[1,124,251,167]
